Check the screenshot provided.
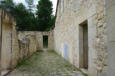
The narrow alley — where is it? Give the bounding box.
[6,51,86,76]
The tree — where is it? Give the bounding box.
[0,0,38,31]
[0,0,15,13]
[46,15,56,31]
[25,0,34,12]
[0,0,55,31]
[14,3,37,31]
[36,0,53,31]
[14,3,29,30]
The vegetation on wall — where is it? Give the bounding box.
[0,0,55,31]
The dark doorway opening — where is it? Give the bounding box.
[43,35,48,48]
[79,20,88,69]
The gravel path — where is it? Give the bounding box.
[7,51,87,76]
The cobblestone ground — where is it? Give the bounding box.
[7,51,87,76]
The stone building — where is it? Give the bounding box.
[54,0,115,76]
[0,0,115,76]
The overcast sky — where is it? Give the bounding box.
[13,0,57,14]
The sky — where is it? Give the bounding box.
[13,0,57,15]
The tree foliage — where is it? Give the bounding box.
[46,15,56,31]
[36,0,53,31]
[0,0,37,31]
[0,0,55,31]
[14,3,37,31]
[25,0,34,12]
[0,0,15,12]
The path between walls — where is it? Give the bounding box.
[6,51,87,76]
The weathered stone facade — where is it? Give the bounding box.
[0,8,17,70]
[106,0,115,76]
[0,0,115,76]
[54,0,108,76]
[18,31,54,51]
[0,8,19,74]
[0,9,54,75]
[0,9,38,75]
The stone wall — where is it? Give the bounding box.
[0,9,38,74]
[18,31,54,51]
[54,0,107,76]
[106,0,115,76]
[0,8,2,72]
[0,9,17,70]
[0,8,54,73]
[18,33,37,60]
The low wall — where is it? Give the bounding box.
[18,31,54,51]
[18,34,37,61]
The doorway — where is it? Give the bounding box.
[43,35,48,48]
[79,20,88,69]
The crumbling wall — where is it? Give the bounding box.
[54,0,107,76]
[0,9,16,70]
[18,31,54,51]
[0,9,38,73]
[11,26,20,69]
[18,34,37,60]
